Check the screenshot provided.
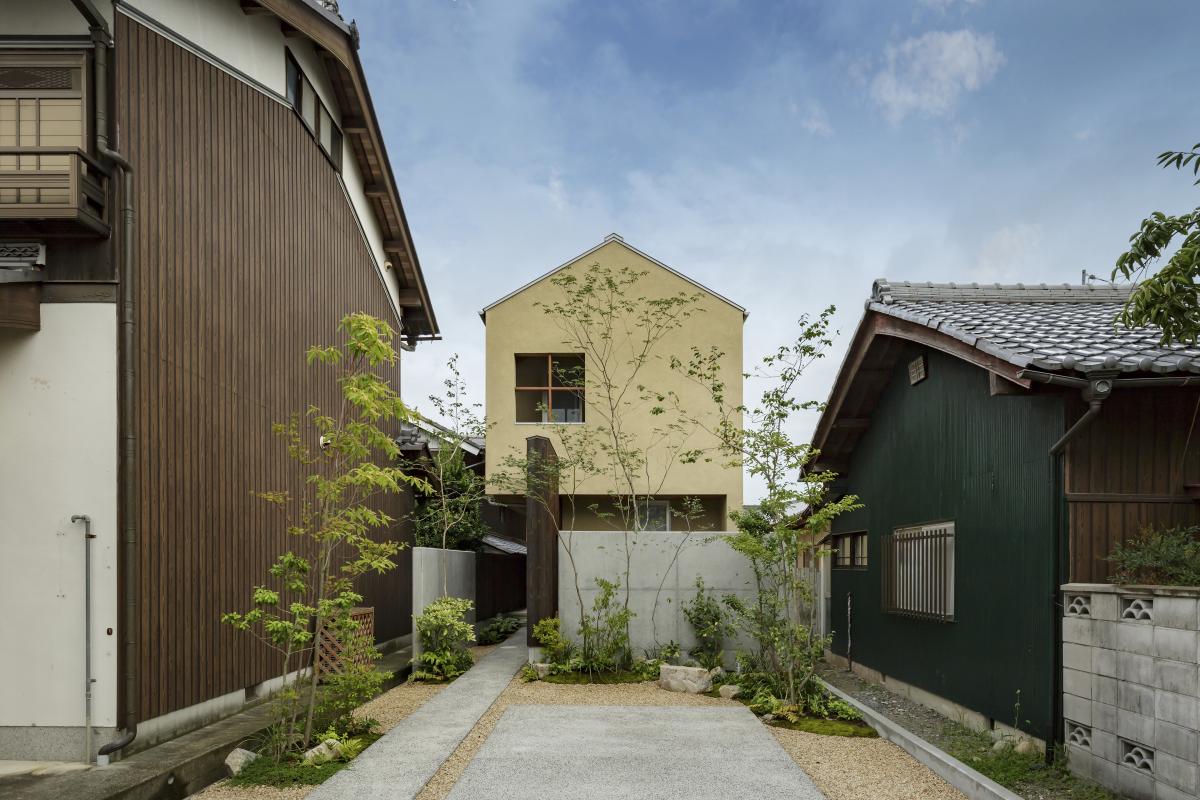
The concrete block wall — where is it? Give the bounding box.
[1062,583,1200,800]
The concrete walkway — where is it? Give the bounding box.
[308,630,526,800]
[446,705,827,800]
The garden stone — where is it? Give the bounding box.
[304,738,342,765]
[1014,739,1035,755]
[533,662,552,679]
[658,664,713,693]
[224,747,259,776]
[719,684,742,699]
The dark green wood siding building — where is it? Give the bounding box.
[828,345,1064,740]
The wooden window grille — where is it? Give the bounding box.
[883,522,955,622]
[514,353,585,423]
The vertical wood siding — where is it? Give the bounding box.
[828,345,1064,741]
[116,16,413,722]
[1065,388,1200,582]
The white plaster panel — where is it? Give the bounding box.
[0,305,119,728]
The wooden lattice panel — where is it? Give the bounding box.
[316,606,375,679]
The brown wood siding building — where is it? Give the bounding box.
[1065,388,1200,583]
[116,15,413,722]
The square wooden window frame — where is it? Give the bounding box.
[514,353,586,424]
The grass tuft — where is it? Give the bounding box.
[941,725,1115,800]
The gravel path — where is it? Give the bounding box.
[416,677,966,800]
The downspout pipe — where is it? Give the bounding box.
[71,515,96,764]
[71,1,139,762]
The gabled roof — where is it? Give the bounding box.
[870,280,1200,375]
[249,0,439,340]
[479,233,748,320]
[811,278,1200,475]
[397,416,483,456]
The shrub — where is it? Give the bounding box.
[315,628,388,736]
[477,615,521,645]
[532,617,574,665]
[579,578,633,673]
[412,596,475,681]
[1108,526,1200,586]
[682,577,733,669]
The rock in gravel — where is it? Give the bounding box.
[719,684,742,699]
[658,664,713,693]
[224,747,259,776]
[1014,739,1035,755]
[303,738,343,765]
[533,662,552,679]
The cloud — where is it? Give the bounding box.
[796,101,834,137]
[916,0,983,13]
[870,29,1004,123]
[971,223,1043,282]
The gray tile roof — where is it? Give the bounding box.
[870,280,1200,375]
[481,534,527,555]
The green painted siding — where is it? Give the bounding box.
[829,345,1064,740]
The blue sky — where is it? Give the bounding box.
[351,0,1198,500]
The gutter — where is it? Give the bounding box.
[70,0,139,762]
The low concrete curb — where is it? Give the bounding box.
[308,628,527,800]
[819,679,1023,800]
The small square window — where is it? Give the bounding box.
[515,354,585,423]
[832,532,867,569]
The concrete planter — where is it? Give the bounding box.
[1061,582,1200,800]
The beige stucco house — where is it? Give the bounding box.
[482,234,745,532]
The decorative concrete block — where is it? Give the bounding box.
[1064,642,1093,671]
[1120,683,1157,716]
[1094,647,1118,678]
[1155,720,1198,763]
[1120,622,1157,655]
[1064,694,1092,726]
[1093,674,1119,707]
[1064,617,1094,645]
[1155,627,1198,662]
[1155,751,1198,795]
[1154,597,1199,630]
[1119,765,1155,800]
[1118,708,1156,745]
[1119,652,1156,685]
[1090,592,1120,621]
[1155,689,1198,730]
[1091,728,1120,763]
[1155,659,1198,697]
[1094,701,1118,734]
[1064,667,1091,699]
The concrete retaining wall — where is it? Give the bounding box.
[556,531,756,662]
[1061,582,1200,800]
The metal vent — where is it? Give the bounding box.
[0,242,46,267]
[0,66,77,91]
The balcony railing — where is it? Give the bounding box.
[0,147,109,236]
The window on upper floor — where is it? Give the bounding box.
[285,50,342,173]
[882,521,955,622]
[514,354,585,423]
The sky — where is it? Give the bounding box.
[350,0,1198,502]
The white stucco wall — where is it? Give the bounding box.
[557,531,757,665]
[0,304,119,730]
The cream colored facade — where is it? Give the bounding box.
[482,235,744,530]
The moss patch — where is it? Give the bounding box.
[767,716,877,738]
[540,670,648,685]
[229,733,381,787]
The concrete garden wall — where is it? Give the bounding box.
[1061,582,1200,800]
[557,531,757,663]
[412,547,476,657]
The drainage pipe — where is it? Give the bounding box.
[70,0,140,762]
[71,515,95,764]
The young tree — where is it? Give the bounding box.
[405,355,489,594]
[675,309,861,706]
[1112,141,1200,343]
[224,313,427,751]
